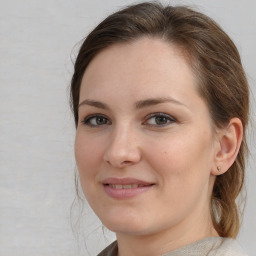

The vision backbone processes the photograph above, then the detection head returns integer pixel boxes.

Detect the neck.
[116,209,218,256]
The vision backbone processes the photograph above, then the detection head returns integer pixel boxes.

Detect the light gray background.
[0,0,255,255]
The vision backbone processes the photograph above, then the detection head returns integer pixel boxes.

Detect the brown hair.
[70,2,249,238]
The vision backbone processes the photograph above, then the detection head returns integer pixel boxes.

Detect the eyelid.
[145,112,176,120]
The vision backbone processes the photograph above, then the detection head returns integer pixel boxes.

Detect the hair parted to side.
[70,2,249,238]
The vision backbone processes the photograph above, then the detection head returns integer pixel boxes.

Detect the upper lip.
[102,177,154,186]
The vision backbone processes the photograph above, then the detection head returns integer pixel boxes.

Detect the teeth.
[110,184,141,189]
[123,185,132,189]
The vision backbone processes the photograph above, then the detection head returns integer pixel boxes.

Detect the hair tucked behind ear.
[70,2,249,238]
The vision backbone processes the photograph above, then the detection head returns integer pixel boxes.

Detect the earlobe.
[212,118,243,176]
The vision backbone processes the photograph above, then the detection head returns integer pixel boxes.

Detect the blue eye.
[144,113,176,126]
[82,114,111,127]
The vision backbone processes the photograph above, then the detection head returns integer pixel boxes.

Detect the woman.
[70,2,249,255]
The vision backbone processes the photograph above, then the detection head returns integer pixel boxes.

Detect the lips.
[102,177,154,199]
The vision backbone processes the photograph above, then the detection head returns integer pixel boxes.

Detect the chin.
[99,211,150,235]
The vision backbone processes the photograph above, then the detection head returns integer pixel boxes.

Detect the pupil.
[96,117,106,125]
[156,116,167,125]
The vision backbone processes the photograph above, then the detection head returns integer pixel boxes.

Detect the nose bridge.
[104,121,141,167]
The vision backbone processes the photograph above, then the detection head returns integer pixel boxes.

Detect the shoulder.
[214,238,248,256]
[163,237,247,256]
[97,238,248,256]
[97,241,118,256]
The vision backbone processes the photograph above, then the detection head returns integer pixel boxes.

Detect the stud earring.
[217,166,221,172]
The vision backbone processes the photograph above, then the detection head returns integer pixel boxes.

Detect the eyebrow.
[78,97,187,110]
[78,99,110,110]
[135,97,187,109]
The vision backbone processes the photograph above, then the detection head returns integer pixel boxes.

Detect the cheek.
[144,134,194,167]
[74,132,103,191]
[143,129,214,184]
[142,131,214,219]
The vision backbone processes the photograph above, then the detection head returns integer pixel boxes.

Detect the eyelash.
[143,113,176,127]
[81,114,111,127]
[81,113,176,128]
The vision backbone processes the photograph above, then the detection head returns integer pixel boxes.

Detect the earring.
[217,166,221,172]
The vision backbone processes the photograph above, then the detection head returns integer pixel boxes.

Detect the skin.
[75,38,242,256]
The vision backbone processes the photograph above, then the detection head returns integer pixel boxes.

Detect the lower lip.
[103,185,153,199]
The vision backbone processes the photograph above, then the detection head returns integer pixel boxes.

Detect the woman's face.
[75,38,218,238]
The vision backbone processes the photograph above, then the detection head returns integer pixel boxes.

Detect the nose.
[103,125,141,168]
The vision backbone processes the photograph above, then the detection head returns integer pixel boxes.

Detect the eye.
[82,114,111,127]
[143,113,176,127]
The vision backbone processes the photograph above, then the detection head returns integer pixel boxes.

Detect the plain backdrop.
[0,0,255,255]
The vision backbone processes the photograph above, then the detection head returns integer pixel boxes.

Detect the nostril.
[106,160,111,165]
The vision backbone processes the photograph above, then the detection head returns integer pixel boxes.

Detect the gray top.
[97,237,247,256]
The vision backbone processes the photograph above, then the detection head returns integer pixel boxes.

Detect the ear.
[211,117,243,176]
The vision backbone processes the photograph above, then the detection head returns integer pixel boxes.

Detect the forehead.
[80,37,198,102]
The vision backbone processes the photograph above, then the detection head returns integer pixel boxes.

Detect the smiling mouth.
[102,178,154,199]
